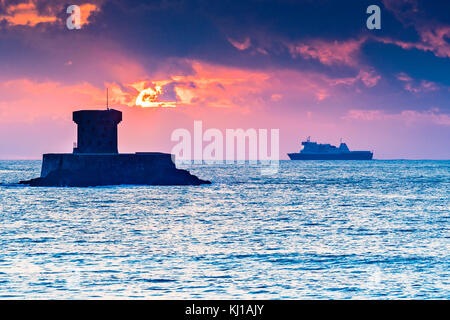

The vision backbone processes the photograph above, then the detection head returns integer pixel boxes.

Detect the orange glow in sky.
[135,86,176,108]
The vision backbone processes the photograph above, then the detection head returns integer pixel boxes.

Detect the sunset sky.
[0,0,449,159]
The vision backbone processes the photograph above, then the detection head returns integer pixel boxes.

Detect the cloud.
[227,37,251,51]
[13,57,357,113]
[343,108,450,126]
[120,59,355,110]
[381,0,450,58]
[0,1,100,28]
[404,80,439,93]
[396,72,413,82]
[418,26,450,58]
[0,1,57,26]
[135,85,176,108]
[287,38,365,67]
[78,3,100,26]
[396,72,439,93]
[324,69,381,88]
[377,26,450,59]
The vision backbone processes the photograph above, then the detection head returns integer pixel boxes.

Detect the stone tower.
[72,109,122,154]
[20,108,210,186]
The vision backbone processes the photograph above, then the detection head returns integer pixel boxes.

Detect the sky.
[0,0,449,159]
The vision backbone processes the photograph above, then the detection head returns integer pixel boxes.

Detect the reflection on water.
[0,160,448,299]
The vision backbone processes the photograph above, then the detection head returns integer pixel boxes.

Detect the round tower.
[72,109,122,154]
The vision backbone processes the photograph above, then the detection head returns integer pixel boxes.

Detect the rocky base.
[19,153,210,187]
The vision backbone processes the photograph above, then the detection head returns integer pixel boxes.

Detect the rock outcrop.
[20,153,210,187]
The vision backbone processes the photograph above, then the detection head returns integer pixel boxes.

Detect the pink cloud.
[284,38,381,88]
[227,37,252,51]
[287,38,366,67]
[343,108,450,126]
[396,73,439,93]
[379,1,450,58]
[326,69,381,88]
[396,72,413,82]
[404,80,439,93]
[270,94,282,102]
[377,26,450,59]
[419,27,450,58]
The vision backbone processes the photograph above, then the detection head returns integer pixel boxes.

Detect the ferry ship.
[288,137,373,160]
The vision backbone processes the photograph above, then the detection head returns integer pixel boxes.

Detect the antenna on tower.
[106,88,109,110]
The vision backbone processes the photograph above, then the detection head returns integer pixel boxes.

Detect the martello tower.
[20,106,209,186]
[72,109,122,154]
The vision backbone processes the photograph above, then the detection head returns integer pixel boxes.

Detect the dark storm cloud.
[0,0,448,86]
[79,0,387,78]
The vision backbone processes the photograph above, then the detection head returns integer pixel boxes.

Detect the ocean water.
[0,160,448,299]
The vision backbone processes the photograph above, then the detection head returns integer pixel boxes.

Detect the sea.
[0,160,448,299]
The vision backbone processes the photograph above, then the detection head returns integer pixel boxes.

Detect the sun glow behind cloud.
[126,59,382,110]
[135,86,176,108]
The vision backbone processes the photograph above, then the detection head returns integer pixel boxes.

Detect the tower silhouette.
[72,109,122,154]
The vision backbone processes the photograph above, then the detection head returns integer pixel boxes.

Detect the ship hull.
[288,152,373,160]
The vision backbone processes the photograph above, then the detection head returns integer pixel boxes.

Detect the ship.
[288,137,373,160]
